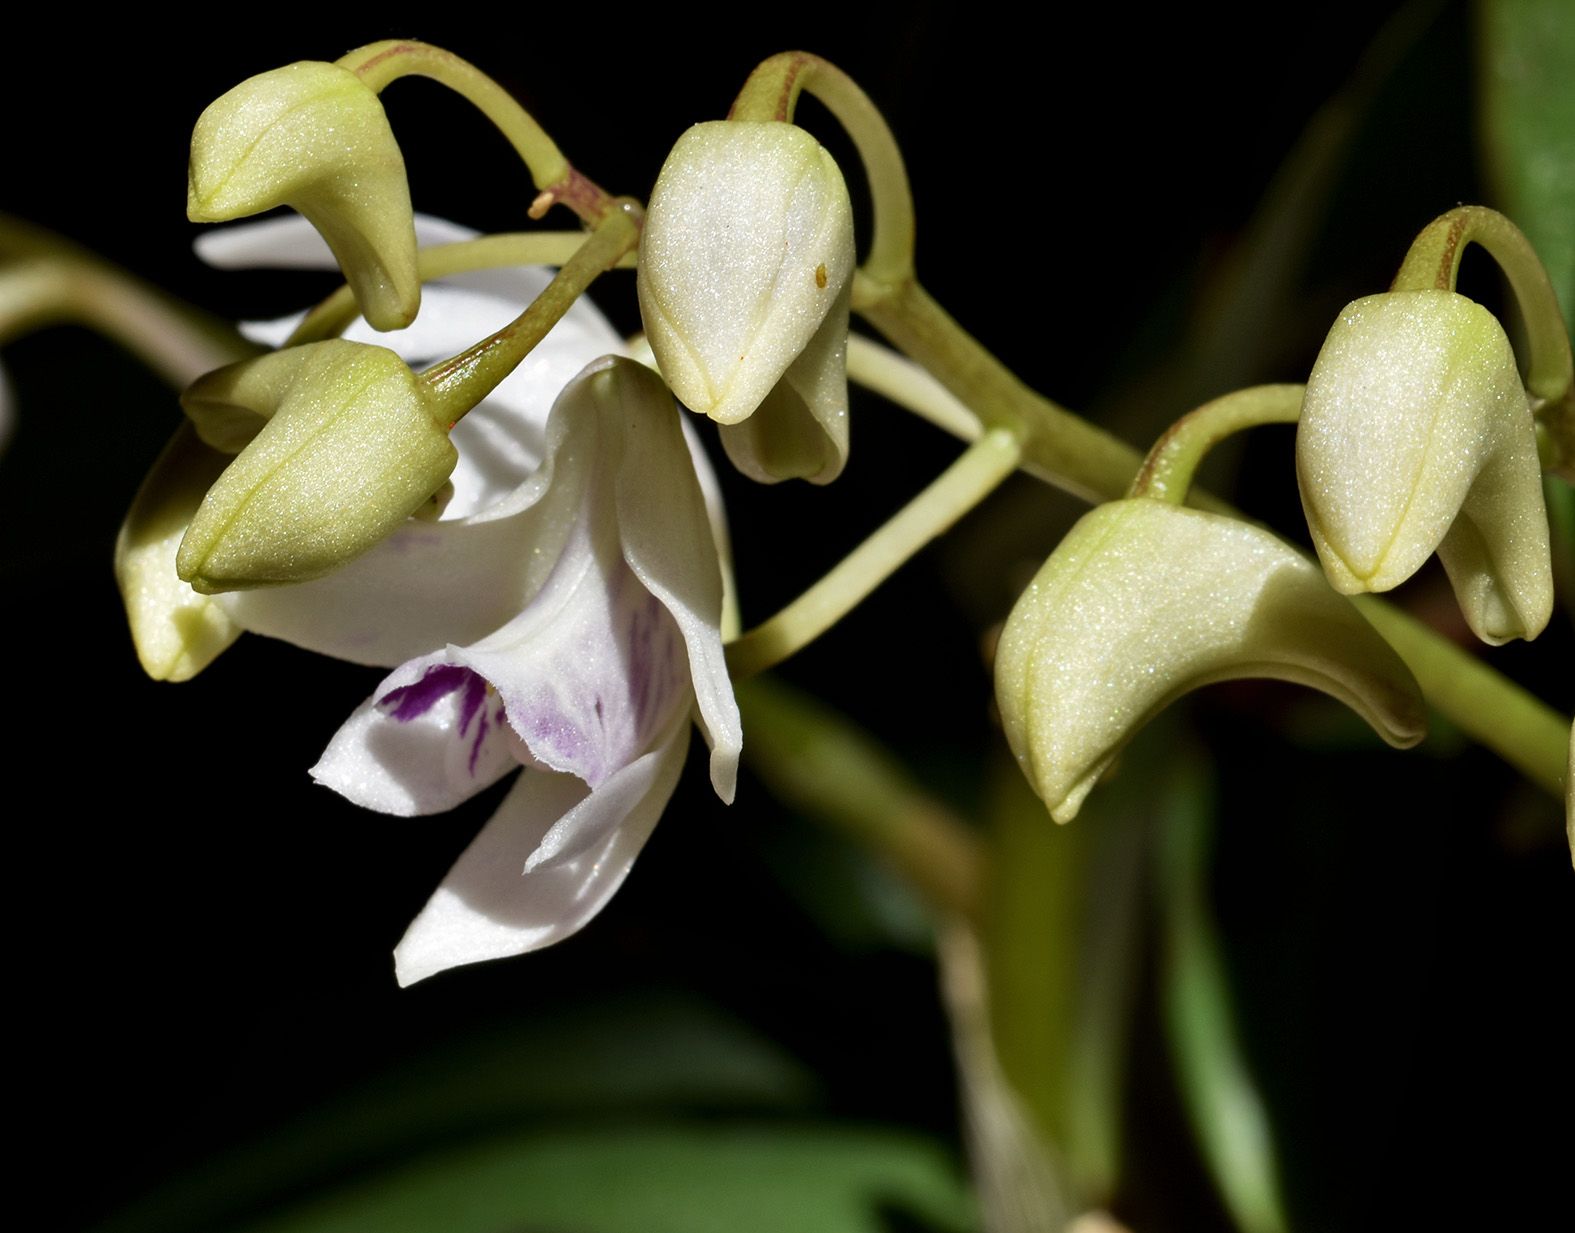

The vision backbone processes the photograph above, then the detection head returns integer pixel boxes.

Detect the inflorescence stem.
[731,52,916,288]
[726,427,1024,679]
[339,40,619,226]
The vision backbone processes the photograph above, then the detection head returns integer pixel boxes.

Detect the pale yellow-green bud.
[176,340,457,593]
[638,120,854,482]
[995,500,1426,823]
[115,424,243,681]
[1296,290,1552,644]
[188,61,420,332]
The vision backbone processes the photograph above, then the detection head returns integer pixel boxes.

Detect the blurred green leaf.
[1154,751,1288,1233]
[1479,0,1575,313]
[97,993,815,1233]
[230,1126,975,1233]
[982,725,1155,1206]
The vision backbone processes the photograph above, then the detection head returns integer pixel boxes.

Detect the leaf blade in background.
[1479,0,1575,315]
[1154,752,1289,1233]
[231,1126,976,1233]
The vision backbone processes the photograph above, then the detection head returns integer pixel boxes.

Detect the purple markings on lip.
[379,663,500,778]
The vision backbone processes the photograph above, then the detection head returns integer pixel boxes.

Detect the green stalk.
[419,209,641,423]
[287,233,638,347]
[339,40,617,225]
[730,52,916,287]
[736,676,984,922]
[726,427,1022,678]
[857,280,1571,797]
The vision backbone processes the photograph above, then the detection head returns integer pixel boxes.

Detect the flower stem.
[1392,206,1574,408]
[339,40,618,225]
[730,52,915,287]
[419,207,642,424]
[1129,384,1305,503]
[287,232,638,347]
[1352,596,1570,798]
[0,217,251,382]
[726,426,1023,679]
[855,282,1572,797]
[861,279,1165,506]
[736,675,984,922]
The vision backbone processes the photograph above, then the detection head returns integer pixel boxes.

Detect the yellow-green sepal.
[177,340,457,593]
[995,500,1427,823]
[187,61,420,331]
[115,423,243,681]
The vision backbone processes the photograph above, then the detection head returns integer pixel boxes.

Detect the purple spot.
[468,703,490,774]
[379,664,486,725]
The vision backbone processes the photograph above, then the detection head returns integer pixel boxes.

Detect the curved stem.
[339,40,617,225]
[287,232,639,347]
[0,253,249,384]
[731,52,916,287]
[726,427,1023,679]
[1392,206,1573,407]
[856,281,1572,798]
[737,675,985,922]
[1353,597,1569,799]
[419,207,641,424]
[1130,384,1305,503]
[847,332,982,440]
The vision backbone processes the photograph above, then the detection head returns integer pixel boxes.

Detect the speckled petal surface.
[1297,290,1551,643]
[638,121,854,425]
[995,500,1426,822]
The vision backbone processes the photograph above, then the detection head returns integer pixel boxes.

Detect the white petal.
[455,497,691,789]
[195,212,478,269]
[311,652,518,815]
[604,361,741,801]
[393,715,689,986]
[217,419,589,665]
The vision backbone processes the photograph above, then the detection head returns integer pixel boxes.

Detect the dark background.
[4,4,1571,1230]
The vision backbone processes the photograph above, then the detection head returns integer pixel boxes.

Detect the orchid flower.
[183,216,741,984]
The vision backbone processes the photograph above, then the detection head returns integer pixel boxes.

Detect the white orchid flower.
[188,216,741,985]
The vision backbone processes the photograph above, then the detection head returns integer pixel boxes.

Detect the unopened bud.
[1297,290,1552,644]
[638,120,855,458]
[995,500,1426,823]
[177,340,456,592]
[188,61,419,331]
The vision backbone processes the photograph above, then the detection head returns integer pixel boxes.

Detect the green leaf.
[230,1126,976,1233]
[1479,0,1575,316]
[1154,751,1289,1233]
[96,993,816,1233]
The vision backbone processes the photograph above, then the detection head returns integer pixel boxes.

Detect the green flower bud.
[115,424,243,681]
[638,120,854,481]
[188,61,420,332]
[995,500,1426,823]
[176,340,457,593]
[1297,290,1552,644]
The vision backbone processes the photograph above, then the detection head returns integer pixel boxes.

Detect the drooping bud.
[115,424,243,681]
[638,120,854,481]
[995,500,1426,823]
[177,340,457,593]
[717,277,851,484]
[188,61,420,331]
[1296,290,1552,644]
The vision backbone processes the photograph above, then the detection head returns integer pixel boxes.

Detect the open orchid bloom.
[995,499,1427,823]
[127,216,740,983]
[313,356,739,984]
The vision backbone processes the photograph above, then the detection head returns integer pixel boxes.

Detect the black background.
[4,3,1572,1230]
